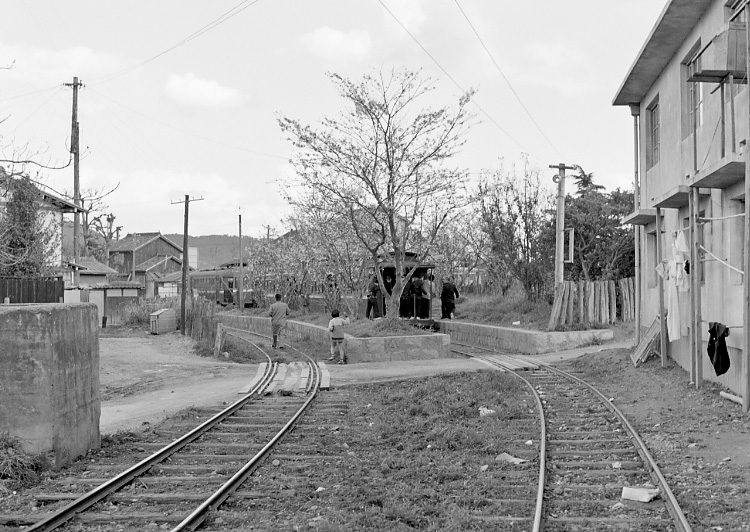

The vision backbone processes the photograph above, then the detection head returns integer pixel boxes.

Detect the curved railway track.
[451,340,692,532]
[17,331,322,532]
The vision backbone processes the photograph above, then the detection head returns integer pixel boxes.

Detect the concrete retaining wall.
[0,303,101,467]
[217,314,450,363]
[436,320,614,355]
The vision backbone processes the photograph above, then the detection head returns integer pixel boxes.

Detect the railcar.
[190,266,256,308]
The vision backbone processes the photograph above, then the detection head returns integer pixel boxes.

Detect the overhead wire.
[376,0,542,161]
[453,0,564,160]
[88,0,264,86]
[87,87,288,160]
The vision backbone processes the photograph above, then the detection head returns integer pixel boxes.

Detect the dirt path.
[99,332,256,434]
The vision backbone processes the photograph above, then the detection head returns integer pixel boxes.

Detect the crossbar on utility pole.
[172,195,203,335]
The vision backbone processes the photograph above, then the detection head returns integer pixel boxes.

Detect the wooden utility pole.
[550,163,578,286]
[172,195,203,335]
[743,2,750,414]
[238,207,243,313]
[64,77,83,281]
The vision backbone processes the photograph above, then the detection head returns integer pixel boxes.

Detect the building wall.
[0,303,100,467]
[637,1,747,394]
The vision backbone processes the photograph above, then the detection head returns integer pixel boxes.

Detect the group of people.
[266,273,461,363]
[365,272,460,320]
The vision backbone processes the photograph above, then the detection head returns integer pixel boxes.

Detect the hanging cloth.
[665,262,681,342]
[707,322,731,377]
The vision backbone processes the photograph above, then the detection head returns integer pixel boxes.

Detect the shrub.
[0,433,50,489]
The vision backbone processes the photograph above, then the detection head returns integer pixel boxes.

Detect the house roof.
[0,170,84,214]
[109,232,182,253]
[136,254,182,272]
[155,270,186,283]
[613,0,714,106]
[68,256,118,275]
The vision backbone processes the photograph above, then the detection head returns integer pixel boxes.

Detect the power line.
[87,87,288,160]
[453,0,564,159]
[376,0,541,161]
[88,0,264,86]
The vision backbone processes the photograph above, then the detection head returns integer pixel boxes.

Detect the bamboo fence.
[548,277,635,330]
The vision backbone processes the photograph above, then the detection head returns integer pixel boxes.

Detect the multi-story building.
[614,0,749,410]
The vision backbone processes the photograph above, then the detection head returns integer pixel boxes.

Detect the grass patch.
[456,292,551,329]
[0,433,50,489]
[236,371,535,530]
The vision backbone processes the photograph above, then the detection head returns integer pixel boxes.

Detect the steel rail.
[24,346,275,532]
[463,352,546,531]
[171,350,322,531]
[539,362,693,532]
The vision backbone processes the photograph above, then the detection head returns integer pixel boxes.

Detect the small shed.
[150,308,177,335]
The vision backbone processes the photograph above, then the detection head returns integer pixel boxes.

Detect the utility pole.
[238,207,243,313]
[172,195,203,335]
[549,163,578,287]
[64,76,83,281]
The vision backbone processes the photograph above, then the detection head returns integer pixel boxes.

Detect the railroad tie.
[238,362,268,394]
[280,362,302,395]
[318,362,331,390]
[264,364,287,395]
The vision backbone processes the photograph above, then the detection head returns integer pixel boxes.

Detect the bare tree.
[278,68,475,319]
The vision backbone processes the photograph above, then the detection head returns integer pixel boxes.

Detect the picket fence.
[548,277,635,330]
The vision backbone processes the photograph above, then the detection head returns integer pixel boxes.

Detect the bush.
[120,300,152,327]
[0,433,50,489]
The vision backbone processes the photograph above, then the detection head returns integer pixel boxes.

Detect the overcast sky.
[0,0,666,238]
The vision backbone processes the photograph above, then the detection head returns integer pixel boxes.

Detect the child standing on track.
[327,309,350,364]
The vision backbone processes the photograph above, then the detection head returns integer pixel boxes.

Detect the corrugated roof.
[613,0,714,106]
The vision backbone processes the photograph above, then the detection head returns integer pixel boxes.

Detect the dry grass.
[0,433,50,490]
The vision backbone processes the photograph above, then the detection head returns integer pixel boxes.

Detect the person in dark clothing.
[411,273,425,318]
[440,278,460,319]
[366,277,381,319]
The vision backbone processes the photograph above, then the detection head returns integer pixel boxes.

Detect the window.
[647,98,660,168]
[689,81,703,130]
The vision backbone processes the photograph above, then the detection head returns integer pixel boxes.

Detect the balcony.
[651,185,709,209]
[621,209,657,226]
[690,152,745,189]
[688,22,747,83]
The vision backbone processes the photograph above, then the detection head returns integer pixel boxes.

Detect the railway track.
[451,341,693,532]
[13,331,323,532]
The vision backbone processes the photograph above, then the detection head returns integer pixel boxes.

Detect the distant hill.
[165,234,257,269]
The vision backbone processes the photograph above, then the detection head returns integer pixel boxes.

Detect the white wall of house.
[636,1,747,395]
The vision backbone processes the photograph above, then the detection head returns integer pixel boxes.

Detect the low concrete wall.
[436,320,614,355]
[217,314,450,363]
[0,303,101,467]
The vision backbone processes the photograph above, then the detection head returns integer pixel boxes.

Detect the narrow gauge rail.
[451,341,692,532]
[18,332,321,532]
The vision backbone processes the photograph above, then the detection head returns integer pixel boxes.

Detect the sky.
[0,0,667,239]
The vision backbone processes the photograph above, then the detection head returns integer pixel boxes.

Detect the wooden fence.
[548,277,635,330]
[0,276,64,304]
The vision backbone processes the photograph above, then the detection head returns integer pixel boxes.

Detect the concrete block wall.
[436,320,614,355]
[217,314,450,362]
[0,303,101,467]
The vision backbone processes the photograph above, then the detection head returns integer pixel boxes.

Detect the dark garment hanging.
[707,322,730,377]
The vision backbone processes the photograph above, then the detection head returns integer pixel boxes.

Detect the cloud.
[300,27,372,62]
[0,43,124,86]
[381,0,427,36]
[164,73,244,108]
